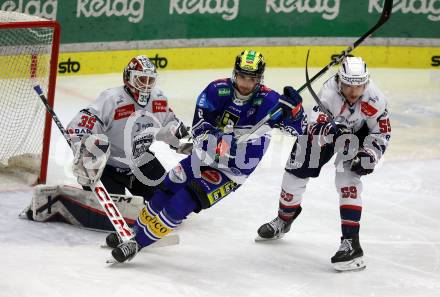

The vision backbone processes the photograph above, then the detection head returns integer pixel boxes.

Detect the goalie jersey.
[67,86,183,169]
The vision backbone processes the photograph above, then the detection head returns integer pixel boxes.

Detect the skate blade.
[333,257,366,272]
[104,235,180,264]
[254,233,285,242]
[106,259,119,264]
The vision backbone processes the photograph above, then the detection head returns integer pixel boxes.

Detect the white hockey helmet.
[338,57,369,86]
[123,55,157,106]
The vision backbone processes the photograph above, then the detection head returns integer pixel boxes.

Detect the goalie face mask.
[123,55,158,106]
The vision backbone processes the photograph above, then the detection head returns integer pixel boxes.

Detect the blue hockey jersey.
[191,78,306,183]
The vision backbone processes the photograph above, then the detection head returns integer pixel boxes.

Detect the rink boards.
[54,45,440,76]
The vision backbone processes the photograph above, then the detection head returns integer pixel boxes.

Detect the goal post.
[0,11,60,185]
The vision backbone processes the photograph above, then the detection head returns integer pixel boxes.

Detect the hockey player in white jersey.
[67,55,189,196]
[22,55,190,231]
[256,57,392,272]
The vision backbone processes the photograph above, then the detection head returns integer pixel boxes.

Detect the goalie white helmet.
[123,55,157,106]
[338,57,369,86]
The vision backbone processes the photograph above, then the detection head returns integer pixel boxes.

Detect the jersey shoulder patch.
[361,101,378,117]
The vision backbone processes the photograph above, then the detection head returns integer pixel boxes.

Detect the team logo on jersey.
[220,111,239,128]
[201,169,222,185]
[114,104,135,120]
[247,107,256,117]
[361,102,378,117]
[169,164,187,183]
[132,134,154,158]
[152,100,167,113]
[135,122,154,132]
[218,88,231,96]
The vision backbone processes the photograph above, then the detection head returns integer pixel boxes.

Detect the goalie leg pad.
[24,185,144,231]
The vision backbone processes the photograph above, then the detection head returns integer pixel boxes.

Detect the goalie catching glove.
[73,134,110,186]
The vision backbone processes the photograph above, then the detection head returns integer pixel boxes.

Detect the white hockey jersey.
[310,77,391,159]
[67,86,182,170]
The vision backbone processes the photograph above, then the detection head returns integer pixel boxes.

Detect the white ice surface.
[1,68,440,297]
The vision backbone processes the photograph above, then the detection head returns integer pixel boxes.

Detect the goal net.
[0,11,60,187]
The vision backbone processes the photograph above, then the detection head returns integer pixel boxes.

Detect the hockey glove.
[161,121,193,155]
[176,142,193,155]
[350,148,376,176]
[310,121,352,145]
[72,134,110,186]
[156,120,189,148]
[278,86,303,120]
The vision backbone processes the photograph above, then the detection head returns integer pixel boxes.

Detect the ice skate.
[110,240,140,263]
[105,232,121,249]
[255,207,301,241]
[255,216,292,241]
[331,235,366,272]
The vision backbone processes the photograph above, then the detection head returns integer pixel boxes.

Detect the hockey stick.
[298,0,393,94]
[33,85,135,242]
[305,49,339,123]
[238,0,393,142]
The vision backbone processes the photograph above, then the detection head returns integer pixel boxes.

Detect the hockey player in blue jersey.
[103,50,307,263]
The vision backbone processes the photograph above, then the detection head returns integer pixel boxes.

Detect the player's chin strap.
[33,85,135,243]
[236,0,394,144]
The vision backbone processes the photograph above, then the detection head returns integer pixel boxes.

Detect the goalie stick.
[238,0,394,143]
[33,85,135,243]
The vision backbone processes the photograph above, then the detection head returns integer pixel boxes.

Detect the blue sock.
[134,187,197,248]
